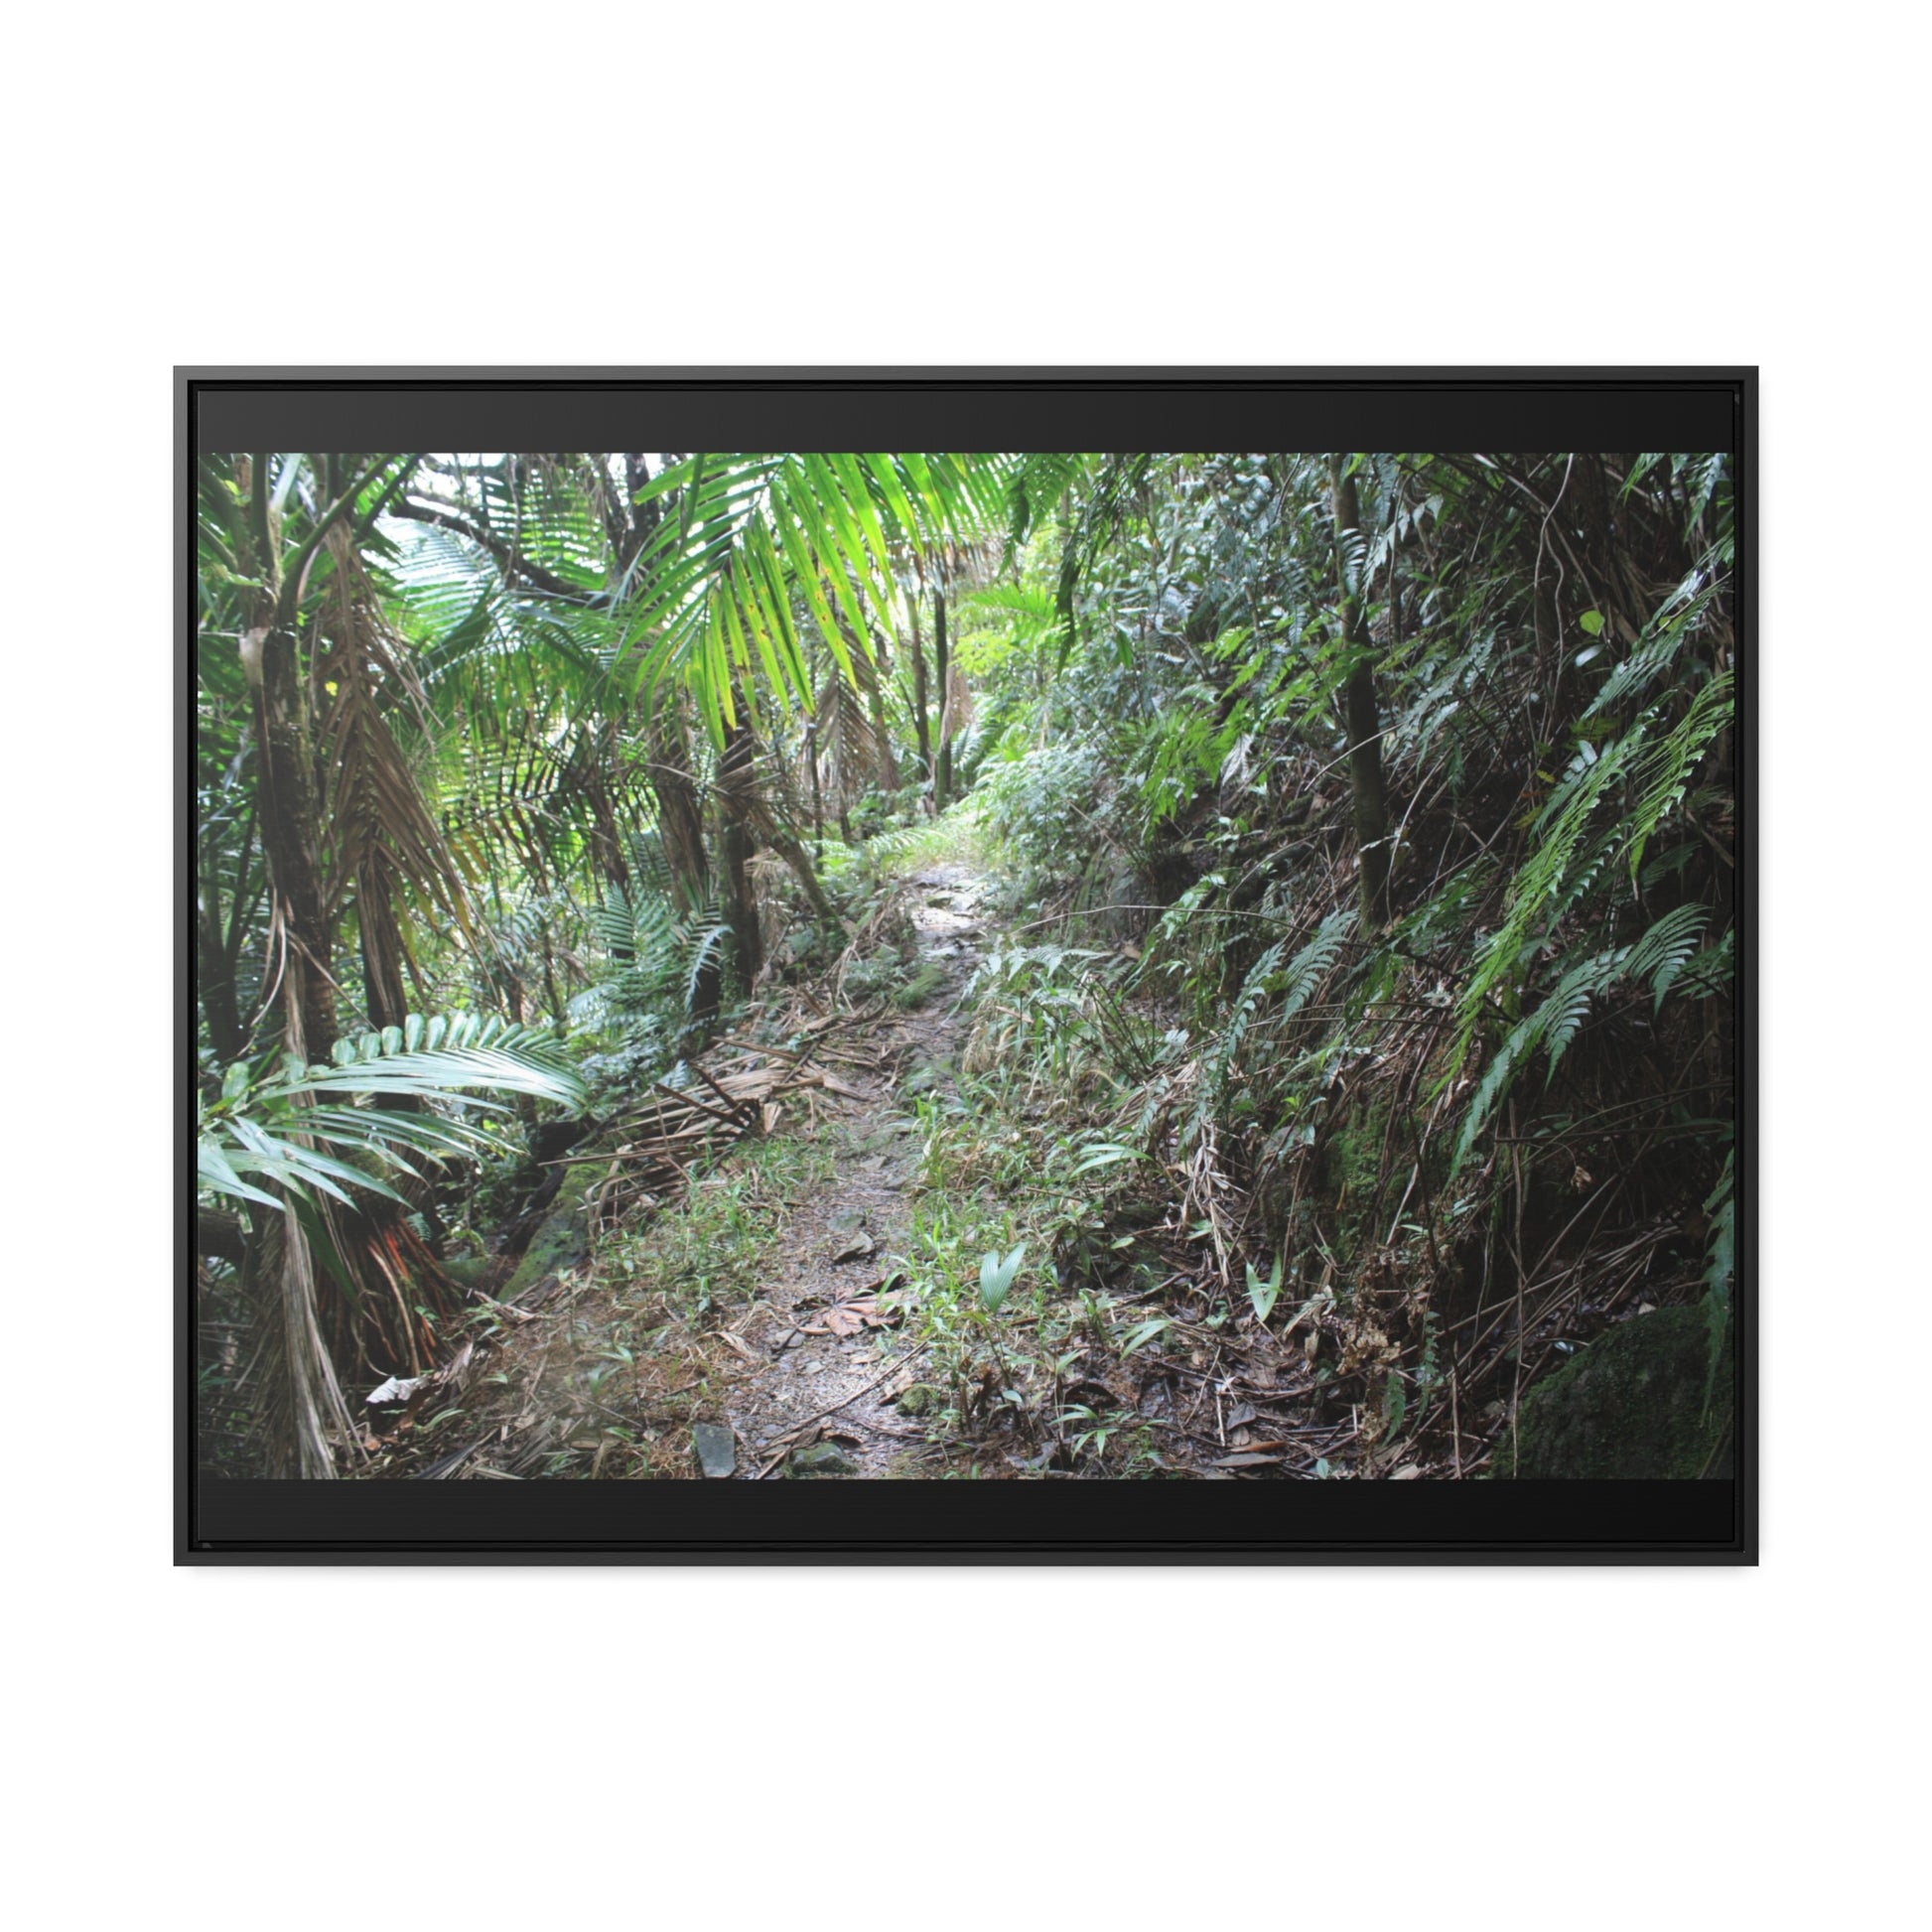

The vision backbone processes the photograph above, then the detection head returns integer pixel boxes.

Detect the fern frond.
[1452,943,1624,1170]
[1452,1015,1535,1175]
[1626,671,1732,885]
[1624,902,1710,1012]
[1278,910,1354,1019]
[681,915,730,1015]
[1452,730,1637,1071]
[1208,940,1285,1105]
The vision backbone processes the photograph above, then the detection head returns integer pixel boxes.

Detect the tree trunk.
[586,720,633,894]
[249,607,340,1063]
[714,700,837,943]
[861,606,901,792]
[933,581,953,811]
[764,823,837,925]
[906,591,933,806]
[717,714,764,982]
[647,694,711,912]
[643,692,722,1017]
[807,718,826,857]
[1330,456,1392,932]
[356,853,410,1033]
[197,837,250,1064]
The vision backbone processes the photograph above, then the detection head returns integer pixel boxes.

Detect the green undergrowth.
[597,1134,837,1326]
[819,800,993,888]
[888,1072,1188,1475]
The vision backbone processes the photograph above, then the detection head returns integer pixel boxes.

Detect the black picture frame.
[180,367,1753,1564]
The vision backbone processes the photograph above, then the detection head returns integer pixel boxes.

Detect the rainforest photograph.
[193,446,1737,1488]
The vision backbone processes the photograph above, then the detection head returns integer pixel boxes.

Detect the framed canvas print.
[180,368,1751,1562]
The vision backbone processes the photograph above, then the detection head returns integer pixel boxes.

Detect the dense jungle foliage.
[195,450,1735,1479]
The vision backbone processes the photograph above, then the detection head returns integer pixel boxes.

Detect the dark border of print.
[178,368,1754,1564]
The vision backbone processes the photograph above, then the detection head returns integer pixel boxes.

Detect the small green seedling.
[1246,1255,1284,1325]
[979,1244,1027,1313]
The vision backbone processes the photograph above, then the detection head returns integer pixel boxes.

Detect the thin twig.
[754,1340,928,1473]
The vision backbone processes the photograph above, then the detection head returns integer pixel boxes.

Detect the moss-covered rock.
[442,1254,492,1290]
[501,1158,605,1298]
[1494,1306,1732,1478]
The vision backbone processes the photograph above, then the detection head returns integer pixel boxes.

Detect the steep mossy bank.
[1494,1307,1733,1479]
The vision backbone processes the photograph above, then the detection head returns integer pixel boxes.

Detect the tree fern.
[1536,951,1622,1079]
[1580,543,1728,722]
[619,452,1017,743]
[1453,664,1729,1076]
[1672,929,1734,1005]
[1003,454,1091,559]
[1206,940,1284,1111]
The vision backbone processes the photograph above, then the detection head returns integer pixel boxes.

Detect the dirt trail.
[720,862,990,1477]
[356,853,1349,1483]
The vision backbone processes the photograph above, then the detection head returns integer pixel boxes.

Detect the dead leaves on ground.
[798,1296,898,1338]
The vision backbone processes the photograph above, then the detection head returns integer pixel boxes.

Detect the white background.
[5,4,1920,1927]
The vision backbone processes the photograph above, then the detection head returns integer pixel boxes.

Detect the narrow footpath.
[720,863,989,1476]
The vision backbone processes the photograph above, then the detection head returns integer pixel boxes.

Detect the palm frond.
[618,452,1017,743]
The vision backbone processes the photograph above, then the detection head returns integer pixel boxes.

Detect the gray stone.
[790,1442,857,1478]
[692,1423,737,1479]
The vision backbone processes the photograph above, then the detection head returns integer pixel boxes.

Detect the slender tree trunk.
[643,691,721,1017]
[713,699,837,940]
[217,457,470,1478]
[842,602,900,796]
[1330,455,1392,932]
[906,591,933,806]
[249,607,340,1062]
[197,837,249,1064]
[933,581,953,811]
[356,853,410,1032]
[807,717,825,858]
[647,694,710,911]
[764,823,836,925]
[717,714,764,982]
[586,720,632,893]
[861,606,900,792]
[244,581,348,1475]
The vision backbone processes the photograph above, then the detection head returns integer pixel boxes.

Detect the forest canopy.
[195,450,1735,1482]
